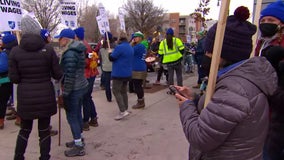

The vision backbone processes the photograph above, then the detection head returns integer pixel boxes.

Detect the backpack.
[0,51,8,73]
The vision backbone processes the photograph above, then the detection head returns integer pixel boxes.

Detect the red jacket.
[83,40,99,78]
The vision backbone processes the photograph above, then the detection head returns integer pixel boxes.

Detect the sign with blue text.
[0,0,22,31]
[60,0,77,28]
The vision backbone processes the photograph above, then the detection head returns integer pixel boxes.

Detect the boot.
[132,98,145,109]
[0,118,4,129]
[15,116,21,126]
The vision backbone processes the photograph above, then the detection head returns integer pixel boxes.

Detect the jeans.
[112,79,128,112]
[195,54,206,84]
[14,117,51,160]
[103,71,112,101]
[64,87,87,140]
[0,82,12,118]
[167,62,183,86]
[82,76,97,123]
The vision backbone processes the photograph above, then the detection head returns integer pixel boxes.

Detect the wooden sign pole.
[250,0,263,58]
[204,0,231,107]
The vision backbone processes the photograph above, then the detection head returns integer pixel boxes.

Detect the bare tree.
[22,0,62,32]
[123,0,165,37]
[195,0,210,19]
[78,4,100,42]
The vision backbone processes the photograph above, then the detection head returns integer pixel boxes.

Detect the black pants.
[14,117,51,160]
[132,79,144,99]
[0,82,13,118]
[156,66,168,82]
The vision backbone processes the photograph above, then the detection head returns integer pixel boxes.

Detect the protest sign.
[60,0,77,28]
[118,8,126,32]
[0,0,22,31]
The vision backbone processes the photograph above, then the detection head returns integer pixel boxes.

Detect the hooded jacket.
[180,57,278,160]
[60,40,88,96]
[8,34,63,119]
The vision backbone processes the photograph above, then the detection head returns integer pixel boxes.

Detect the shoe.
[114,111,130,121]
[50,130,58,136]
[64,145,85,157]
[6,114,17,120]
[0,118,4,129]
[65,138,85,148]
[192,84,201,89]
[132,98,145,109]
[82,122,90,131]
[89,118,98,127]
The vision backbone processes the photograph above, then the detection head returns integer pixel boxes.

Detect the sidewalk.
[0,72,198,160]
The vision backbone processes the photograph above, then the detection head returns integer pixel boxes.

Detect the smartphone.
[168,86,184,96]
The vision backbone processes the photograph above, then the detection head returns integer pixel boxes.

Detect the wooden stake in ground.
[204,0,231,107]
[250,0,263,58]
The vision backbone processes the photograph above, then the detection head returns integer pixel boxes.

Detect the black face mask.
[259,23,280,38]
[201,55,212,76]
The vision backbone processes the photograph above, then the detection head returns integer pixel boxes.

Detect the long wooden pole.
[204,0,230,107]
[250,0,263,58]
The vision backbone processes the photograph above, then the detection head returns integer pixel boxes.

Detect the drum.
[145,56,156,63]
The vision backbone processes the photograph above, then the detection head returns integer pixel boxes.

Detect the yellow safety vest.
[158,37,184,64]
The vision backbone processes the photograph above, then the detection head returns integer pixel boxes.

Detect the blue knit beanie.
[40,29,50,42]
[166,28,174,35]
[104,31,113,40]
[260,0,284,22]
[74,27,85,40]
[2,34,16,44]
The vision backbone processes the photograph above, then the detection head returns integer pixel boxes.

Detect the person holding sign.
[173,7,278,160]
[74,27,99,131]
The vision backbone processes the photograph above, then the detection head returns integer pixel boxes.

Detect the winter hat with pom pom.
[204,6,257,63]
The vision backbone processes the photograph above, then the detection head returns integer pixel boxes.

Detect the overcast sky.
[95,0,254,21]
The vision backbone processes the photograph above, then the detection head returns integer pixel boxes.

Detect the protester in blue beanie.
[40,29,51,43]
[2,34,16,44]
[73,27,85,40]
[255,0,284,56]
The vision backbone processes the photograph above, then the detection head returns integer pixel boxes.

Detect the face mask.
[201,55,212,76]
[259,23,280,38]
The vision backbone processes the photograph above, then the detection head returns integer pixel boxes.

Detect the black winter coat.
[8,34,63,119]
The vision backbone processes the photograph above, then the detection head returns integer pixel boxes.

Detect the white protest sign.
[0,0,22,31]
[96,15,106,35]
[60,0,77,28]
[98,3,110,33]
[118,8,125,31]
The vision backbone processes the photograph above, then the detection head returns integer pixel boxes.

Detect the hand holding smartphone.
[168,85,184,97]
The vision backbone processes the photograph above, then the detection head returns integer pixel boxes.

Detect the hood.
[67,40,86,53]
[19,34,45,52]
[218,57,278,97]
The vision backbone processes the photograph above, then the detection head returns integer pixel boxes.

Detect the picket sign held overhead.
[98,3,111,49]
[204,0,231,107]
[118,7,126,32]
[60,0,78,28]
[250,0,263,58]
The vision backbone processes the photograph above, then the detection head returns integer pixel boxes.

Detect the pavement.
[0,71,199,160]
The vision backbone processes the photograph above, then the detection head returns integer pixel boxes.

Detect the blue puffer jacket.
[132,43,147,71]
[60,40,88,96]
[110,41,134,79]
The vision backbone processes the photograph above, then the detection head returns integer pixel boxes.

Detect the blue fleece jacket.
[132,43,147,71]
[110,41,134,79]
